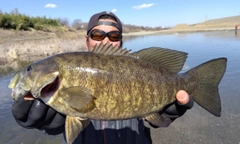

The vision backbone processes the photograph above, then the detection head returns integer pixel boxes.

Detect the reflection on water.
[1,31,240,143]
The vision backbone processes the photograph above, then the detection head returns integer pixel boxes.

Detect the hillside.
[200,15,240,25]
[171,15,240,32]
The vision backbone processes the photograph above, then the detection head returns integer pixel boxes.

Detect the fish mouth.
[11,87,29,101]
[23,92,35,100]
[40,77,60,102]
[12,77,60,102]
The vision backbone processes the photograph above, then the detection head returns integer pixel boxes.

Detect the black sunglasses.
[88,29,122,42]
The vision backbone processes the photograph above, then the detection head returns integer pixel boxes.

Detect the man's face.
[85,19,122,52]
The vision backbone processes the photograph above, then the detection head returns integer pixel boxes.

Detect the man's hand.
[149,90,194,128]
[176,90,190,105]
[163,90,194,121]
[12,98,66,135]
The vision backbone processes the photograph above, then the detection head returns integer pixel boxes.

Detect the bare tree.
[72,19,84,30]
[58,18,69,27]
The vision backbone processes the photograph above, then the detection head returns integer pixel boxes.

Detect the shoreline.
[0,27,237,71]
[123,27,236,36]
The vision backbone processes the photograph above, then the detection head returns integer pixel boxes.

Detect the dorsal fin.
[92,42,131,56]
[131,47,188,73]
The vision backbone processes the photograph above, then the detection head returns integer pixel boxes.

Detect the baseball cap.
[87,11,122,34]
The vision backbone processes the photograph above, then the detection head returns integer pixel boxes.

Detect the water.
[1,31,239,144]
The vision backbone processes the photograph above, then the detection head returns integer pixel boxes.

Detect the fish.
[8,43,227,144]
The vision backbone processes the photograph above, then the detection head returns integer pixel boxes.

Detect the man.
[12,11,193,144]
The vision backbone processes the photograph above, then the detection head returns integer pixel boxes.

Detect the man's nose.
[102,37,111,44]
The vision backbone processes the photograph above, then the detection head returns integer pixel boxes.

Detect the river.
[0,30,239,144]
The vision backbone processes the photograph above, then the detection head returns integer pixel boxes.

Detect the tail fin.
[185,58,227,117]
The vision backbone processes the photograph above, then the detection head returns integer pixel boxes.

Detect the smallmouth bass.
[9,43,227,144]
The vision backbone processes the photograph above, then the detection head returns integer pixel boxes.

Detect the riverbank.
[0,29,164,68]
[0,24,237,73]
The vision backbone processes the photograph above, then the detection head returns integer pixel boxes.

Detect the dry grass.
[169,15,240,32]
[0,29,87,73]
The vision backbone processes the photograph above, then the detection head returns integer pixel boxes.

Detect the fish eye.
[27,66,32,72]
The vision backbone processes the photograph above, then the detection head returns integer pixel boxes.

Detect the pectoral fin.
[143,112,172,127]
[65,116,90,144]
[60,86,93,109]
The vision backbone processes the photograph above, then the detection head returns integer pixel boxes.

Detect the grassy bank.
[0,29,87,74]
[1,14,239,73]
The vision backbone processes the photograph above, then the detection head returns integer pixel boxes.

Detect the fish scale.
[49,52,178,119]
[69,55,179,119]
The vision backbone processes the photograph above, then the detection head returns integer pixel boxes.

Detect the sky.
[1,0,240,27]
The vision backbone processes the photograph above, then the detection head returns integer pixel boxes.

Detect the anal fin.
[65,116,90,144]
